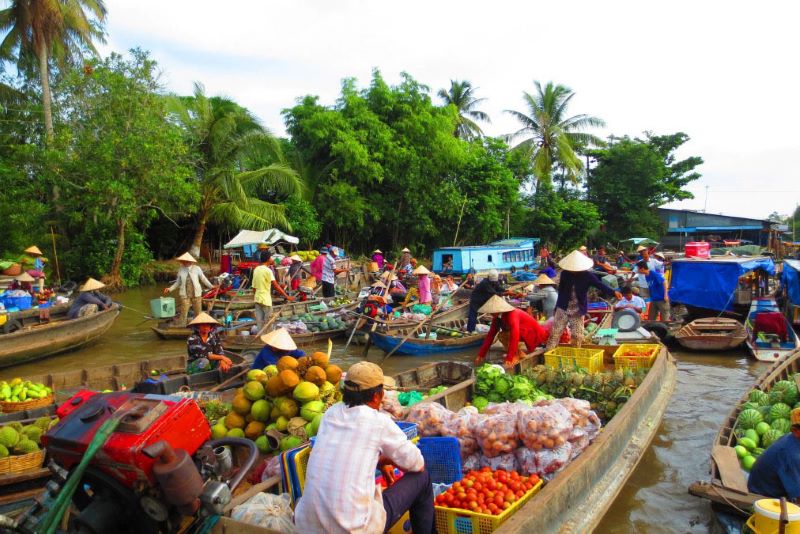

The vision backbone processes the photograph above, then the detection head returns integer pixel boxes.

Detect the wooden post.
[50,226,61,286]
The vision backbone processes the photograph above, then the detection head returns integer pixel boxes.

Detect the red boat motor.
[15,391,258,534]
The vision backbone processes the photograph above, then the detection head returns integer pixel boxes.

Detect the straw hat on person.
[487,269,499,281]
[478,295,514,314]
[260,328,297,351]
[636,245,647,252]
[558,250,594,272]
[187,312,220,327]
[412,265,430,276]
[289,255,303,262]
[401,247,411,253]
[373,249,382,254]
[381,271,398,282]
[80,278,106,292]
[371,280,387,289]
[15,273,35,283]
[24,246,43,256]
[176,252,197,263]
[534,274,556,286]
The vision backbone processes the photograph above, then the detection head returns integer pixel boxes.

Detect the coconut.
[224,412,246,430]
[312,351,330,368]
[325,365,343,385]
[227,428,245,438]
[275,416,289,432]
[319,381,337,400]
[279,370,300,389]
[280,435,302,451]
[263,365,279,379]
[275,396,299,418]
[251,399,272,422]
[232,395,252,416]
[245,421,266,440]
[266,375,287,397]
[246,369,267,383]
[296,356,313,376]
[255,435,269,453]
[293,382,320,404]
[243,381,266,401]
[300,400,325,422]
[211,423,228,439]
[305,366,327,386]
[287,417,308,440]
[277,356,299,372]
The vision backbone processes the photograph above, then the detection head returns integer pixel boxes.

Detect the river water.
[2,287,774,532]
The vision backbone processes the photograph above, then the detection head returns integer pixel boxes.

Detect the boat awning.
[223,229,299,249]
[670,256,776,311]
[666,225,763,233]
[782,260,800,307]
[620,237,659,246]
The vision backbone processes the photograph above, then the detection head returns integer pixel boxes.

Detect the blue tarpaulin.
[670,257,775,311]
[782,260,800,307]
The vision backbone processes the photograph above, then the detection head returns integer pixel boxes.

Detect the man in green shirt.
[252,251,293,328]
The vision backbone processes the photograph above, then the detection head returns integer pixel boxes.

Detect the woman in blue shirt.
[252,327,304,369]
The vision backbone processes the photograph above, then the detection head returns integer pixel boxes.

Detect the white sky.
[100,0,800,220]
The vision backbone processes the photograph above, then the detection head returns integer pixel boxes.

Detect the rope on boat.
[708,484,751,517]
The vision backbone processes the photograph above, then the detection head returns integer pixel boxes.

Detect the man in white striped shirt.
[295,362,435,533]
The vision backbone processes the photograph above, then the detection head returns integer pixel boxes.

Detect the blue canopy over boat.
[670,256,775,311]
[781,259,800,307]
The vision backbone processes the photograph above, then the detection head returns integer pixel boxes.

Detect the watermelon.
[762,429,784,448]
[768,390,784,406]
[756,421,771,436]
[741,402,759,412]
[770,403,792,423]
[772,418,792,434]
[737,409,764,430]
[771,381,799,405]
[738,437,758,451]
[749,389,770,406]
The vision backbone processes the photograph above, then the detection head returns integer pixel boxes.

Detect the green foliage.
[587,132,702,243]
[437,79,490,140]
[284,197,322,248]
[523,183,600,249]
[284,71,521,252]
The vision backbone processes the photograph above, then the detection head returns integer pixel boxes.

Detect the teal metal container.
[150,297,176,319]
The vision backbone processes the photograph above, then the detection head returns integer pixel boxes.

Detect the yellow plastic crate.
[434,480,543,534]
[612,343,660,371]
[544,347,604,373]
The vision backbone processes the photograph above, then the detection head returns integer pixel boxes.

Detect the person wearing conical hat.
[17,245,48,291]
[68,278,114,319]
[475,295,548,368]
[399,249,413,276]
[8,272,35,295]
[413,265,432,305]
[287,254,306,292]
[467,269,504,333]
[545,250,622,350]
[532,273,558,319]
[163,252,215,326]
[371,249,384,270]
[186,313,232,374]
[252,327,304,369]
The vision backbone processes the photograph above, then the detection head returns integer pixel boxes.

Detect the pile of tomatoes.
[434,467,540,516]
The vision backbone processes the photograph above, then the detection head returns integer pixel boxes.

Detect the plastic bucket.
[747,499,800,534]
[150,297,176,319]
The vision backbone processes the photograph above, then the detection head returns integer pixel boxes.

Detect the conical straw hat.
[289,255,303,262]
[80,278,106,292]
[371,281,387,289]
[187,312,220,327]
[534,274,556,286]
[176,252,197,263]
[260,327,297,351]
[373,249,382,254]
[478,295,514,314]
[401,247,411,253]
[15,273,35,283]
[381,272,398,282]
[558,250,594,272]
[412,265,430,275]
[24,246,42,256]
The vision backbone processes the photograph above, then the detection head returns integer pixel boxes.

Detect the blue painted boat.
[432,237,540,275]
[368,329,486,356]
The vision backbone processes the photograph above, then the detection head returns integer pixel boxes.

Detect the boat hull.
[0,306,120,368]
[744,298,800,361]
[225,327,348,352]
[368,330,485,356]
[675,318,747,351]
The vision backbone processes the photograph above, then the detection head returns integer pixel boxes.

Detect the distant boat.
[745,297,800,361]
[432,237,540,275]
[674,317,747,351]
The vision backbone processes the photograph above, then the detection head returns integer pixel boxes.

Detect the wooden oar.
[342,316,365,354]
[209,368,249,392]
[241,313,280,347]
[222,276,249,318]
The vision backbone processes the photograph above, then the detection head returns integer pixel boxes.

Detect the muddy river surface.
[4,287,772,532]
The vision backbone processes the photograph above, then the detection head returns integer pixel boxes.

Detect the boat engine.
[18,391,257,534]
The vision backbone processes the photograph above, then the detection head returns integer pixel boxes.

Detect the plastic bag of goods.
[231,492,296,533]
[462,453,481,472]
[514,448,538,476]
[475,412,519,457]
[483,401,529,417]
[534,442,573,479]
[584,411,602,440]
[260,455,283,481]
[442,406,485,458]
[479,451,520,472]
[516,403,572,451]
[380,390,407,420]
[553,398,592,428]
[405,402,453,436]
[566,427,589,458]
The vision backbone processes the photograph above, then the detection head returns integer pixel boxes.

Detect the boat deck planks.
[712,445,749,494]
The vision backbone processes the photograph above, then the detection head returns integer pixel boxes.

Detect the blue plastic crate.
[396,421,418,440]
[418,437,462,485]
[2,295,31,311]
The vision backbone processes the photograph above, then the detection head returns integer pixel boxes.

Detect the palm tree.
[170,83,302,258]
[505,81,604,184]
[0,0,107,140]
[437,80,490,140]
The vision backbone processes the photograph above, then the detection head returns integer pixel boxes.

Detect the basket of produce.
[0,379,55,412]
[434,468,542,533]
[0,263,21,276]
[0,417,55,474]
[612,344,659,371]
[544,347,604,373]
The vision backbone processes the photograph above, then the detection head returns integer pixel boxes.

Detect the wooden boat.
[745,297,800,361]
[360,301,471,335]
[675,317,747,351]
[368,317,487,356]
[0,305,120,368]
[688,347,800,521]
[224,326,350,352]
[203,289,255,311]
[392,361,473,392]
[0,302,71,334]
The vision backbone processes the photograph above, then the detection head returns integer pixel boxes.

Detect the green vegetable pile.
[733,377,800,471]
[398,386,451,407]
[524,365,648,422]
[473,364,552,411]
